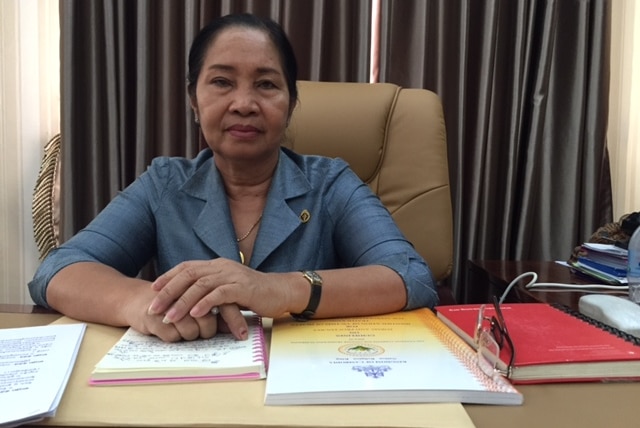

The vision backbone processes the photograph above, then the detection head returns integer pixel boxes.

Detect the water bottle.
[628,226,640,304]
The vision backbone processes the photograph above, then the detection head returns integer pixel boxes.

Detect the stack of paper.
[569,243,629,285]
[0,323,86,427]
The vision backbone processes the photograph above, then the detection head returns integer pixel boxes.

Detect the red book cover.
[435,303,640,384]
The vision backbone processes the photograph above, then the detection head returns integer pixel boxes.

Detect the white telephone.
[578,294,640,339]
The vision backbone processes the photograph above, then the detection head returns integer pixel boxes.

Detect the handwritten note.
[90,314,266,385]
[98,328,255,367]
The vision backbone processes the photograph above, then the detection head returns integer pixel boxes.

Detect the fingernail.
[162,308,177,324]
[147,305,156,315]
[238,328,248,340]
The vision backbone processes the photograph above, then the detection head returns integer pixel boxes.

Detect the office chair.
[288,81,454,302]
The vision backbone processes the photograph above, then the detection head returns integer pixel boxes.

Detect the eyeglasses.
[474,295,516,379]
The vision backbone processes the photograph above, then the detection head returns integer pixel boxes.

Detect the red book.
[435,303,640,384]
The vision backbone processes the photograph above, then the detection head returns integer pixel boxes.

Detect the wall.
[609,0,640,219]
[0,0,59,305]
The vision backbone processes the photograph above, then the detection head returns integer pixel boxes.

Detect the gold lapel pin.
[300,209,311,223]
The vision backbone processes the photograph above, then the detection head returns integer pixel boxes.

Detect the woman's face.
[191,27,292,167]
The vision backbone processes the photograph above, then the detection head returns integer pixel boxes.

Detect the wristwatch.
[291,270,323,321]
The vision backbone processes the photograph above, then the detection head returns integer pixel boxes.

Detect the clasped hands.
[146,258,291,341]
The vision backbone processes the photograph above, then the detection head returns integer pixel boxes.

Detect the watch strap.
[291,270,322,321]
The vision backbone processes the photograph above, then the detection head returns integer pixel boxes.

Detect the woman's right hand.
[123,283,221,342]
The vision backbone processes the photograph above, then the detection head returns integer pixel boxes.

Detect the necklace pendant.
[239,250,245,265]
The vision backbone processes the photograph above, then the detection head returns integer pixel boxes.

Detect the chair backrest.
[286,81,453,281]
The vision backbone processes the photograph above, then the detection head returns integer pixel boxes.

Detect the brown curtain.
[379,0,612,300]
[60,0,612,301]
[59,0,371,239]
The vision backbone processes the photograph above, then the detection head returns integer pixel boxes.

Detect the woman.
[29,13,438,342]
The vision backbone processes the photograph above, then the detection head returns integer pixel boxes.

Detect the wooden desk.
[462,260,637,427]
[0,304,60,327]
[465,259,628,310]
[2,305,639,428]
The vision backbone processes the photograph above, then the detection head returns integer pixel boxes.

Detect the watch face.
[304,271,322,285]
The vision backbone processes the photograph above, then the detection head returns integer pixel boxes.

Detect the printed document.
[0,323,86,427]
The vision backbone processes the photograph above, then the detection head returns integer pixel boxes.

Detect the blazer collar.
[181,149,312,267]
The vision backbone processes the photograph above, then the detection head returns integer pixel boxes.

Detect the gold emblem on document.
[338,344,385,356]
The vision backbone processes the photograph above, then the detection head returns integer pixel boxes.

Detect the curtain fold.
[60,0,612,302]
[379,0,612,300]
[60,0,202,238]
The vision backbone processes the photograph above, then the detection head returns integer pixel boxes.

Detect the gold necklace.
[236,214,263,242]
[236,214,263,265]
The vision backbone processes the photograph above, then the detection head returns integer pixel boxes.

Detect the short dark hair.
[187,13,298,106]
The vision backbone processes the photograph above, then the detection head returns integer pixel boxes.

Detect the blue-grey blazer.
[29,148,437,310]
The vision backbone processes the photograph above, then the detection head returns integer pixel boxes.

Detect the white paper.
[0,323,86,427]
[582,243,628,257]
[96,328,255,369]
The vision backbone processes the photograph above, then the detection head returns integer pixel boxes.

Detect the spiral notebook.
[436,302,640,384]
[89,313,266,385]
[265,308,522,406]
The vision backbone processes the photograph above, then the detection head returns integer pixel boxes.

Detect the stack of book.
[264,308,523,406]
[436,302,640,384]
[568,243,629,285]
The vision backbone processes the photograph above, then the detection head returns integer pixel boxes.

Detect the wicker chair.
[32,133,62,259]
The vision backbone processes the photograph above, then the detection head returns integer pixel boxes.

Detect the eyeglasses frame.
[474,295,516,379]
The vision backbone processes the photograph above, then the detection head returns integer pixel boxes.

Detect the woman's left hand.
[147,258,294,339]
